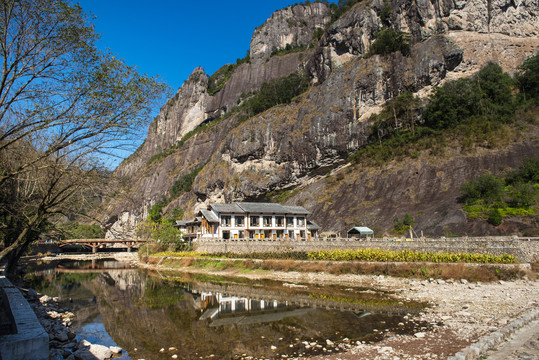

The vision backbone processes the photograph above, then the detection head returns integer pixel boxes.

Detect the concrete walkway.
[486,318,539,360]
[0,271,49,360]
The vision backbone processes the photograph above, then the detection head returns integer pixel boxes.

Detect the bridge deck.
[54,239,147,252]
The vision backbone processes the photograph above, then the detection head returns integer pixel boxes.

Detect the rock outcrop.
[250,3,331,62]
[106,0,539,237]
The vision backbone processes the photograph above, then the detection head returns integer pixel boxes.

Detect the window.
[263,216,272,227]
[275,216,284,227]
[250,216,259,227]
[223,230,230,240]
[276,230,283,238]
[300,230,305,238]
[297,217,305,226]
[286,217,294,227]
[235,216,244,227]
[239,230,244,238]
[221,215,231,227]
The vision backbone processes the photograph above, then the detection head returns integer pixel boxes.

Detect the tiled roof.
[175,220,189,226]
[307,221,321,230]
[209,203,244,213]
[209,202,311,215]
[200,209,219,223]
[237,202,287,214]
[282,205,311,215]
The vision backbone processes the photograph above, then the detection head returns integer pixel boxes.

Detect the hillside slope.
[104,0,539,238]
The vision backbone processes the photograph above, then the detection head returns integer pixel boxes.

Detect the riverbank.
[138,254,539,360]
[24,252,539,359]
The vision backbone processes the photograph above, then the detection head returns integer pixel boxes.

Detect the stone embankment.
[24,291,123,360]
[194,236,539,263]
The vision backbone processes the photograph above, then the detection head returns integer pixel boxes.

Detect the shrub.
[244,72,308,115]
[59,222,104,239]
[169,166,204,200]
[506,157,539,184]
[368,28,410,57]
[487,208,503,226]
[207,64,238,96]
[459,174,505,205]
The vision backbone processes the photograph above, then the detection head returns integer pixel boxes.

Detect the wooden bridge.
[55,238,147,253]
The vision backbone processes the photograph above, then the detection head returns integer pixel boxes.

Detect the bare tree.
[0,0,169,273]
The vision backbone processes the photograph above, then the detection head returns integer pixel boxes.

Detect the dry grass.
[148,256,530,282]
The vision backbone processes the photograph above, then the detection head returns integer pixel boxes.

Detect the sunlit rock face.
[250,3,331,62]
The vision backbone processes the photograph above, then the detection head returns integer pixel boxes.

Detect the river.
[25,259,427,359]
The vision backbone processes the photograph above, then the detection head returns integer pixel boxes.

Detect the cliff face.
[249,3,331,61]
[106,0,539,237]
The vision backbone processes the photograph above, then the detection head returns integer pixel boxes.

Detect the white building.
[177,202,320,240]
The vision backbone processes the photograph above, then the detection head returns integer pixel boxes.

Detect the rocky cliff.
[106,0,539,238]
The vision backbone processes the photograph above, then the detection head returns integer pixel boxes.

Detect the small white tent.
[347,226,374,239]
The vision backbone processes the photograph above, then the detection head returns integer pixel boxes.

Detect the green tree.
[517,52,539,102]
[0,0,168,273]
[423,63,516,129]
[147,203,164,223]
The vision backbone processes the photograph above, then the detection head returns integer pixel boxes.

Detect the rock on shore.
[23,289,123,360]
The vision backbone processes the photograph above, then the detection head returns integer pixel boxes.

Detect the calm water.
[26,259,427,360]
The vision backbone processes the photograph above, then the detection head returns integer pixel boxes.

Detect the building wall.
[213,213,308,239]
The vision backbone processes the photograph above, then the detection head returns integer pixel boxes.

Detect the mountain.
[104,0,539,238]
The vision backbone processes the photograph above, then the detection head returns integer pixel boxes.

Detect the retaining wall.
[0,272,48,360]
[193,236,539,263]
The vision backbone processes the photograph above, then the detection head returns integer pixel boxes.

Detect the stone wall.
[193,236,539,263]
[0,272,49,360]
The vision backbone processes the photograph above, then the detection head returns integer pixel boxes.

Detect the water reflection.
[27,260,426,360]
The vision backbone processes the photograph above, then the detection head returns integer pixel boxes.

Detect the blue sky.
[77,1,312,92]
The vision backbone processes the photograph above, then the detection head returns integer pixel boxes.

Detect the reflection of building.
[199,292,311,326]
[177,202,320,240]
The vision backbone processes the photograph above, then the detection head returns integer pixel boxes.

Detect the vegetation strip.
[150,248,517,264]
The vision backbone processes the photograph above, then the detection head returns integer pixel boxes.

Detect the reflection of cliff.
[82,270,423,360]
